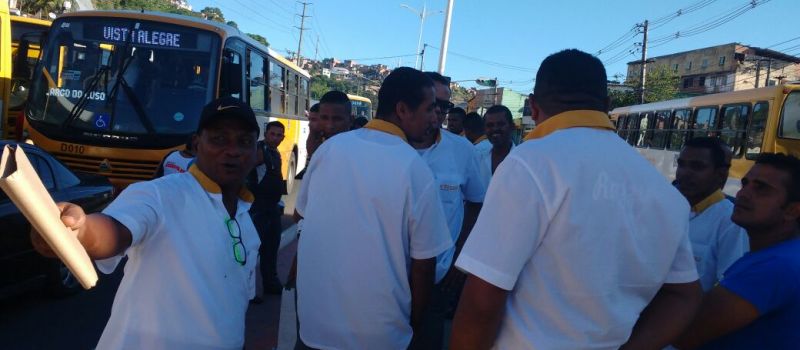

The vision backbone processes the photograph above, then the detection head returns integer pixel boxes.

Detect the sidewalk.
[244,222,298,350]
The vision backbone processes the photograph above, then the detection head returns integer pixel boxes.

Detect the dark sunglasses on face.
[436,99,454,112]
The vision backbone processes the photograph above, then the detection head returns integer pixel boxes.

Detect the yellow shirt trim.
[692,190,725,214]
[363,119,408,142]
[523,110,615,141]
[473,135,488,145]
[188,164,254,203]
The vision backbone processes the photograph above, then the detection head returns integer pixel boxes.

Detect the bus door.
[776,89,800,158]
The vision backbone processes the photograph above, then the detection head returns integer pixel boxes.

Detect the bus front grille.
[53,153,159,181]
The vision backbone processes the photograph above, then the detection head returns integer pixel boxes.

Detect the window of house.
[719,56,726,66]
[701,59,708,68]
[683,78,693,88]
[673,64,679,73]
[686,61,692,70]
[699,76,706,87]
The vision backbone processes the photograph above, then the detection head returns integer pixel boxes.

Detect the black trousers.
[250,202,282,282]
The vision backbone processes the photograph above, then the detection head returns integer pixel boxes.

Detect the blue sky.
[188,0,799,93]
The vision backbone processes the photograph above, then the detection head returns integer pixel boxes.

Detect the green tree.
[616,65,680,108]
[200,6,225,22]
[19,0,65,16]
[226,21,238,28]
[246,33,269,47]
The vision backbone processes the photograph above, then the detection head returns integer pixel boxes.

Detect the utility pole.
[420,44,427,70]
[295,2,311,65]
[314,35,320,61]
[437,0,455,74]
[754,59,761,88]
[401,2,442,70]
[637,20,649,104]
[764,58,773,86]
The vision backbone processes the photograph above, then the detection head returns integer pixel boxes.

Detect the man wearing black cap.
[31,96,262,349]
[450,49,702,349]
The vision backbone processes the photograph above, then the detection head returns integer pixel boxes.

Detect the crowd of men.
[30,49,799,350]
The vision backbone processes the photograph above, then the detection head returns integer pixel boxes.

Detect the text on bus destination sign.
[103,26,181,48]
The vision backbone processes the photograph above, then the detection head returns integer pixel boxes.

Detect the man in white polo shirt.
[675,137,748,291]
[294,67,452,350]
[450,49,702,349]
[475,105,515,185]
[410,71,486,349]
[31,97,261,350]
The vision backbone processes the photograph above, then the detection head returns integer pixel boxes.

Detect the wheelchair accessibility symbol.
[94,114,110,130]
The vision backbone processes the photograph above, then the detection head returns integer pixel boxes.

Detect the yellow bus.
[25,10,310,189]
[610,84,800,196]
[347,94,372,120]
[6,16,50,140]
[0,4,10,135]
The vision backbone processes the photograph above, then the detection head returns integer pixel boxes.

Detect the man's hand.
[30,202,86,258]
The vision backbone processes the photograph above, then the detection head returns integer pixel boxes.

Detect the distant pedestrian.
[446,107,467,136]
[155,135,195,177]
[318,90,353,139]
[462,111,486,145]
[31,96,261,349]
[294,67,451,349]
[674,153,800,349]
[675,137,748,291]
[450,49,701,349]
[477,105,515,183]
[249,121,288,295]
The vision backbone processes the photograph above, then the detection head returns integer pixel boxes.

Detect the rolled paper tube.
[0,145,97,289]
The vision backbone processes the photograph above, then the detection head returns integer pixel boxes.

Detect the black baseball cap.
[197,96,259,133]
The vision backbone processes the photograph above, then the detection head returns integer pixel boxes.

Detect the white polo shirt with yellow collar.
[417,129,487,281]
[95,165,260,350]
[295,119,452,350]
[688,190,749,291]
[456,110,698,349]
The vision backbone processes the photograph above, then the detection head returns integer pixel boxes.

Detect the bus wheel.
[286,152,297,194]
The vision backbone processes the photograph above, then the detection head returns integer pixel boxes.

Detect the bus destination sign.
[83,23,198,49]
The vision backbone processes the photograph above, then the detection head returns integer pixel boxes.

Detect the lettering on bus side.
[60,143,85,155]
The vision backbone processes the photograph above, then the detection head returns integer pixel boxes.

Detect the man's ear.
[396,101,410,122]
[785,201,800,224]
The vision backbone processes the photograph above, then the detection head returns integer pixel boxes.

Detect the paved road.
[0,215,298,350]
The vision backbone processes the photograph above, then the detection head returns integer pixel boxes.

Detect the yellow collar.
[473,135,488,145]
[364,119,407,142]
[188,164,254,203]
[692,190,725,214]
[523,110,615,141]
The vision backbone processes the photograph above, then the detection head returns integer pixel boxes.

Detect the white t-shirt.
[418,130,487,281]
[456,127,698,350]
[161,150,194,176]
[295,126,452,350]
[689,195,749,291]
[95,167,260,350]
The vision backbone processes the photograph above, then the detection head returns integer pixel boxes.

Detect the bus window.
[720,104,750,157]
[779,91,800,140]
[746,101,769,159]
[692,107,718,138]
[617,115,628,139]
[300,78,309,113]
[221,49,243,99]
[269,61,285,114]
[626,113,640,145]
[246,50,266,112]
[668,109,691,151]
[291,73,299,115]
[635,112,653,148]
[650,110,671,149]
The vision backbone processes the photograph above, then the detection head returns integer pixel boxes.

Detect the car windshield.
[27,17,220,137]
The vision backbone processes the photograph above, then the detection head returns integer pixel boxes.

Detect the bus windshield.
[351,99,372,119]
[27,17,220,147]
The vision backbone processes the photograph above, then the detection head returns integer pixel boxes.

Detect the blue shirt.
[702,238,800,349]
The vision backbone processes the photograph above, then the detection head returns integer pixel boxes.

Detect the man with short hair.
[675,137,748,292]
[423,71,454,132]
[294,67,452,349]
[305,103,322,159]
[250,120,287,294]
[478,105,515,183]
[446,107,467,135]
[32,97,261,349]
[155,135,195,177]
[409,72,487,349]
[318,90,353,139]
[674,153,800,349]
[462,112,486,145]
[450,49,701,349]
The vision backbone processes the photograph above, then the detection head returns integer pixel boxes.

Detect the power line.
[426,45,535,73]
[342,54,418,61]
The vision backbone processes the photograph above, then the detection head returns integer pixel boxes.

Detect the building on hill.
[626,43,800,96]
